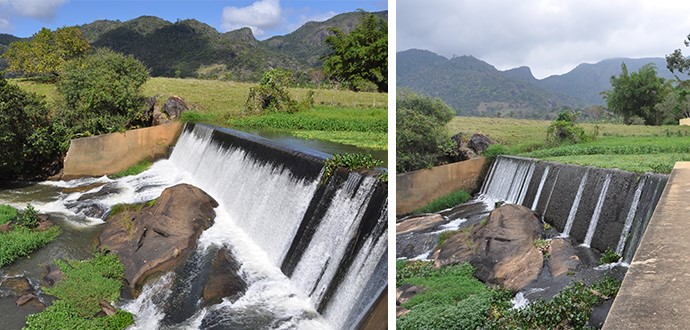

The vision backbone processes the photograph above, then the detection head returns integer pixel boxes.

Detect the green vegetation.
[395,259,622,330]
[396,261,497,330]
[24,252,134,330]
[397,91,455,173]
[447,117,690,173]
[0,225,61,267]
[2,27,91,77]
[56,48,150,136]
[603,63,668,125]
[245,68,313,114]
[546,110,589,146]
[599,248,622,265]
[323,153,383,180]
[18,204,39,229]
[412,189,471,215]
[0,204,17,225]
[109,160,153,179]
[488,277,621,329]
[323,11,387,92]
[0,77,65,179]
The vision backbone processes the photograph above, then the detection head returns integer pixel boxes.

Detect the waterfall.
[583,174,611,247]
[531,166,550,211]
[616,178,645,255]
[166,123,387,329]
[562,170,589,237]
[480,156,667,261]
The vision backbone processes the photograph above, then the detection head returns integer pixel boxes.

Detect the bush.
[245,68,313,114]
[546,110,588,146]
[56,48,150,136]
[397,91,455,173]
[483,144,509,160]
[323,153,383,179]
[0,77,65,179]
[599,248,622,264]
[18,203,39,228]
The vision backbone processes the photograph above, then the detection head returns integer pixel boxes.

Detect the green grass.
[0,225,61,267]
[412,189,471,215]
[13,77,388,150]
[0,204,17,225]
[108,159,153,179]
[24,252,134,330]
[449,116,690,173]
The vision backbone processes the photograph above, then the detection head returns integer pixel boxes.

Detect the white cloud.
[0,0,67,32]
[398,0,690,78]
[221,0,283,37]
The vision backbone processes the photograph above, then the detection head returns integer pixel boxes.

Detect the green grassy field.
[13,77,388,151]
[449,117,690,173]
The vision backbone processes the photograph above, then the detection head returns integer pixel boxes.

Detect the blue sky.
[0,0,387,39]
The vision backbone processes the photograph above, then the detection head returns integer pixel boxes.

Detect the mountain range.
[0,11,387,81]
[398,49,690,119]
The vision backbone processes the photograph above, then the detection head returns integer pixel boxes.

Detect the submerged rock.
[434,204,544,291]
[203,247,246,306]
[98,183,218,291]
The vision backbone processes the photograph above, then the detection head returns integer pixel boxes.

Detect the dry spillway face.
[0,123,387,330]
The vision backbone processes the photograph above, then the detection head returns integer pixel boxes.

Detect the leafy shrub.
[0,225,61,267]
[245,68,313,114]
[483,144,509,160]
[0,204,17,225]
[396,260,435,286]
[18,203,39,228]
[0,77,65,179]
[599,248,622,264]
[56,48,150,136]
[25,252,133,330]
[323,153,383,179]
[412,189,471,215]
[546,110,588,146]
[397,91,455,173]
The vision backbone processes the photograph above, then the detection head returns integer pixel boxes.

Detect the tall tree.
[666,34,690,75]
[603,63,667,125]
[2,27,91,77]
[323,11,387,92]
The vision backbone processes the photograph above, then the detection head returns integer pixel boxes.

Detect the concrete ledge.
[396,157,488,216]
[61,122,183,180]
[680,118,690,126]
[603,162,690,329]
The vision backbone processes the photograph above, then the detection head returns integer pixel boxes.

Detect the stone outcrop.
[99,184,218,291]
[468,133,494,154]
[396,214,445,235]
[434,204,544,291]
[202,247,247,306]
[547,238,580,278]
[154,96,190,125]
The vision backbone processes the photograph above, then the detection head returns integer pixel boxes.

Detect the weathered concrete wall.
[603,162,689,329]
[61,122,182,180]
[396,157,488,216]
[680,118,690,126]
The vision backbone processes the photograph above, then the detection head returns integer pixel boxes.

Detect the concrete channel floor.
[603,162,690,329]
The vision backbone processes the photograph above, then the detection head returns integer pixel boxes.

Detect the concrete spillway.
[603,162,690,329]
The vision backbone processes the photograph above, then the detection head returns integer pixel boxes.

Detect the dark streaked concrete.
[603,162,690,329]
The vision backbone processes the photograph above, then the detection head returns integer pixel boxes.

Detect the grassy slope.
[449,117,690,173]
[13,77,388,150]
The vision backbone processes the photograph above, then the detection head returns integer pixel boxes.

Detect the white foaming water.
[169,126,320,266]
[616,178,646,255]
[289,173,377,317]
[582,174,611,247]
[562,170,589,237]
[481,157,535,204]
[531,166,550,211]
[121,273,175,330]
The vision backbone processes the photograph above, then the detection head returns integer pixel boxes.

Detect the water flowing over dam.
[481,156,666,262]
[0,123,387,329]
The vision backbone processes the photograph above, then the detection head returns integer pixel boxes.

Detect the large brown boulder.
[434,204,544,291]
[396,214,445,235]
[99,184,218,291]
[547,238,580,278]
[468,133,494,154]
